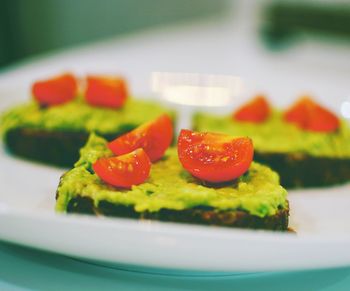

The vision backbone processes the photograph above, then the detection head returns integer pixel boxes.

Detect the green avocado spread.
[0,97,172,136]
[194,112,350,158]
[56,134,288,217]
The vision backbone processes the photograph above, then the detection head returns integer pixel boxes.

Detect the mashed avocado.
[56,134,288,217]
[194,112,350,158]
[0,97,172,136]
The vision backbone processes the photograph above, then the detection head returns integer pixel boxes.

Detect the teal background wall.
[0,0,228,67]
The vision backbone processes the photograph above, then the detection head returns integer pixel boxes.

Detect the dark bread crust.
[63,195,289,231]
[255,152,350,188]
[4,127,134,167]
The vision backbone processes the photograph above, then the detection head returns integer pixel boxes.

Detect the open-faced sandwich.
[194,96,350,188]
[0,73,173,167]
[56,115,289,231]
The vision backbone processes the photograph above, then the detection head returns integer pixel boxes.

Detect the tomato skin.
[233,95,270,123]
[93,148,151,189]
[108,114,173,162]
[177,129,254,183]
[85,76,128,108]
[283,98,307,127]
[284,97,339,132]
[32,73,77,106]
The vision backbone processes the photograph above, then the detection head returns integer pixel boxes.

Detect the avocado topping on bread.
[56,134,289,230]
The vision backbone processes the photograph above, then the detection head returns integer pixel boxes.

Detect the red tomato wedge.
[284,97,339,132]
[233,95,270,123]
[85,76,128,108]
[32,73,77,106]
[177,129,254,183]
[108,114,173,162]
[93,148,151,189]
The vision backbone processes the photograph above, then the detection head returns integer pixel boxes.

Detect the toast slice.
[194,112,350,188]
[56,134,289,231]
[1,98,173,167]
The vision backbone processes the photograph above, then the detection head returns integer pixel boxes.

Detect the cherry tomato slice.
[233,95,270,123]
[284,97,339,132]
[32,73,77,106]
[108,114,173,162]
[85,76,128,108]
[283,97,308,127]
[93,148,151,189]
[177,129,254,183]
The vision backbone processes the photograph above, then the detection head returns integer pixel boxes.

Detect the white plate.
[1,97,350,273]
[1,9,350,272]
